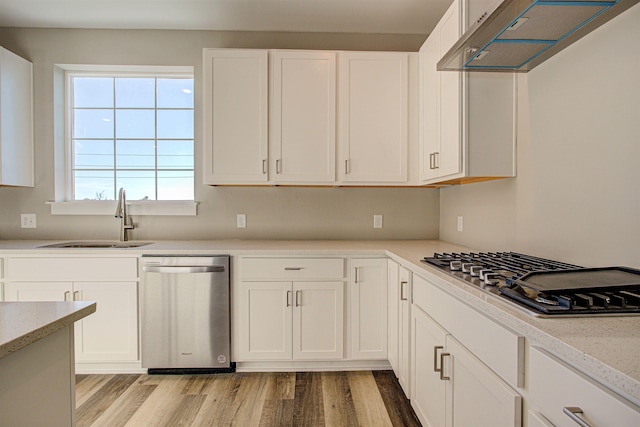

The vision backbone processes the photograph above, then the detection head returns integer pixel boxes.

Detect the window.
[68,71,194,201]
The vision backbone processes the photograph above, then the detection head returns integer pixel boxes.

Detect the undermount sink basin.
[38,241,152,249]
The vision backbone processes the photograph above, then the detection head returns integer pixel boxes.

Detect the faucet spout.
[115,187,134,241]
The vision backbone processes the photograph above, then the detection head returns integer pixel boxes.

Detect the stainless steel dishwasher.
[140,255,233,374]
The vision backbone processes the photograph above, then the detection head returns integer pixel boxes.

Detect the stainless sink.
[38,241,152,249]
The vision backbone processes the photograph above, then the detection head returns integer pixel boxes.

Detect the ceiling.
[0,0,453,35]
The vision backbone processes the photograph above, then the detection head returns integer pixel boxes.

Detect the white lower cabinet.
[5,257,140,366]
[237,280,344,360]
[445,336,522,427]
[411,305,447,427]
[398,266,412,395]
[387,261,412,396]
[350,258,388,360]
[387,260,400,375]
[528,346,640,427]
[411,272,523,427]
[236,257,345,361]
[6,278,140,364]
[411,305,522,427]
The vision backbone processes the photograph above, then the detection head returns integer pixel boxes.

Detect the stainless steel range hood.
[438,0,639,72]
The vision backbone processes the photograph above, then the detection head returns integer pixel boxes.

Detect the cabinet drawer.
[239,258,344,280]
[529,347,640,427]
[9,257,139,281]
[413,273,524,388]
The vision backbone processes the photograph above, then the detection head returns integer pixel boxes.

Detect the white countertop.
[1,239,639,405]
[0,301,96,358]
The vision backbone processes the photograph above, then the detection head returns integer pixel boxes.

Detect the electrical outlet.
[21,214,37,229]
[237,214,247,229]
[457,216,464,232]
[373,214,383,229]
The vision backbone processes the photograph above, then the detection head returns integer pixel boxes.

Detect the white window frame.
[49,64,198,216]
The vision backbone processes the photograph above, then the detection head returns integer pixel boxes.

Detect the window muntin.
[69,74,194,201]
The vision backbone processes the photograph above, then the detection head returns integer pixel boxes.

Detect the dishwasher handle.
[143,265,226,274]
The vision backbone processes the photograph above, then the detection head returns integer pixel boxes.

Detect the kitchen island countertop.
[0,301,96,358]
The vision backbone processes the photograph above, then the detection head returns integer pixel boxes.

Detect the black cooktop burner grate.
[421,252,640,317]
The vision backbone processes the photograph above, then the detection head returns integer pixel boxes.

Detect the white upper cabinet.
[419,0,516,185]
[270,50,336,184]
[338,52,409,184]
[203,49,268,184]
[0,46,34,187]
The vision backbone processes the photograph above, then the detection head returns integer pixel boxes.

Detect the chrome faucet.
[115,187,134,241]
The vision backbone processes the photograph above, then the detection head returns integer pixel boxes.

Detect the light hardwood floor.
[75,371,421,427]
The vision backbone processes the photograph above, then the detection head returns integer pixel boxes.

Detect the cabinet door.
[73,282,139,362]
[398,266,412,396]
[0,47,34,187]
[237,281,292,360]
[411,306,447,427]
[270,50,336,184]
[436,0,462,179]
[293,281,344,360]
[419,34,440,182]
[4,282,70,301]
[445,336,522,427]
[203,49,269,184]
[387,260,400,376]
[339,52,408,183]
[350,259,387,359]
[529,346,640,427]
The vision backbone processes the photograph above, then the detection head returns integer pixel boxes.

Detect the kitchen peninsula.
[0,301,96,426]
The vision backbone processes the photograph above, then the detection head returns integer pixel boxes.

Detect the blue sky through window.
[71,76,194,201]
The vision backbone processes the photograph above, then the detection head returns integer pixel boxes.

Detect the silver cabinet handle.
[276,159,282,174]
[354,267,359,283]
[345,159,350,174]
[286,290,292,307]
[295,290,301,307]
[64,291,71,301]
[262,159,268,174]
[400,281,408,301]
[284,267,304,271]
[73,291,80,301]
[434,152,440,169]
[429,153,435,170]
[434,346,444,372]
[440,352,451,380]
[143,265,225,273]
[563,407,592,427]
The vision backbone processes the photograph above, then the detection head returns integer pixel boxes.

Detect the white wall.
[440,5,640,268]
[0,28,439,241]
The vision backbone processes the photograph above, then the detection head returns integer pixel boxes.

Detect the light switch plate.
[237,214,247,228]
[373,214,383,229]
[457,216,464,232]
[21,214,36,229]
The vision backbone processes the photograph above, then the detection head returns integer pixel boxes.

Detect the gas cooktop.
[421,252,640,317]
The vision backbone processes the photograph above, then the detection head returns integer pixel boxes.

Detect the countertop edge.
[0,301,97,359]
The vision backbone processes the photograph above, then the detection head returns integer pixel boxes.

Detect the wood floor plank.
[373,370,422,427]
[76,374,140,427]
[347,371,394,427]
[164,394,207,426]
[321,371,359,427]
[75,374,116,407]
[266,372,296,400]
[223,372,271,426]
[190,373,242,426]
[181,375,217,396]
[123,375,192,426]
[90,382,157,427]
[293,372,325,426]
